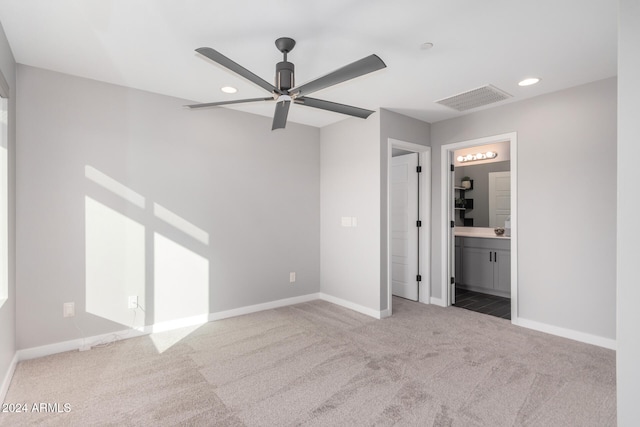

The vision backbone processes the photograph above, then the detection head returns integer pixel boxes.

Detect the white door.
[489,171,511,227]
[391,153,419,301]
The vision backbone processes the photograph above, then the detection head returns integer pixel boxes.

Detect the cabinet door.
[462,247,494,289]
[494,249,511,294]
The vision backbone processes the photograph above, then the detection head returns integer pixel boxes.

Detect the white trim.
[15,293,321,362]
[440,132,518,320]
[386,138,432,315]
[429,296,446,307]
[513,317,616,350]
[0,352,18,404]
[208,293,320,322]
[17,328,149,361]
[319,293,384,319]
[11,292,383,373]
[151,314,210,334]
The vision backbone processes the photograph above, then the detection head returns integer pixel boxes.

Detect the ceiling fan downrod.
[275,37,296,92]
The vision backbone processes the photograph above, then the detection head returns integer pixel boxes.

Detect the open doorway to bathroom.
[440,133,518,322]
[453,142,511,319]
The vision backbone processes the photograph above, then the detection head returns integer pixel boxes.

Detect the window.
[0,72,8,307]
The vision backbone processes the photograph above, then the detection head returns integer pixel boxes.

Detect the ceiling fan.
[186,37,387,130]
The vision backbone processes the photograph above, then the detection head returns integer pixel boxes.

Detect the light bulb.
[518,78,540,87]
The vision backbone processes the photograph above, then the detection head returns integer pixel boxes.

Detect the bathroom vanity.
[454,227,511,297]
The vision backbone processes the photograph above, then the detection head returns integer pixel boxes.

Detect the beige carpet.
[1,297,616,426]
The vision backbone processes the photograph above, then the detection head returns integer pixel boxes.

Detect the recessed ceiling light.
[518,77,541,87]
[221,86,237,94]
[420,42,434,50]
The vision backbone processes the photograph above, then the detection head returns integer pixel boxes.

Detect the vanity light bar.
[456,151,498,163]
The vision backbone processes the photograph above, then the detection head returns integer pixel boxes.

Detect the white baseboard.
[15,293,322,363]
[208,293,320,322]
[429,296,446,307]
[0,352,18,404]
[379,308,391,319]
[512,317,616,350]
[11,292,384,372]
[318,293,383,319]
[17,327,149,362]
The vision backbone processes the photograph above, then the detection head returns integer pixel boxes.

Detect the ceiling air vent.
[435,84,512,112]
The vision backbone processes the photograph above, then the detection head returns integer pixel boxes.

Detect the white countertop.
[454,227,511,240]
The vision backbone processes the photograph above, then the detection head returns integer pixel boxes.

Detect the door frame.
[386,138,431,314]
[439,132,518,321]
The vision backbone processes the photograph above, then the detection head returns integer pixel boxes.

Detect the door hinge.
[416,220,422,227]
[416,165,422,173]
[450,164,455,172]
[450,220,455,228]
[451,277,455,284]
[417,275,422,282]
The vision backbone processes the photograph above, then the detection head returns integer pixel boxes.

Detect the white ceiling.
[0,0,618,128]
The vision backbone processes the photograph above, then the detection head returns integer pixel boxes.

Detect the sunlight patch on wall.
[153,203,209,245]
[154,232,209,324]
[85,166,146,208]
[85,196,145,327]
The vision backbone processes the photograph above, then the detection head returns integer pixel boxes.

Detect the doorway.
[440,132,518,321]
[391,152,419,301]
[386,139,431,315]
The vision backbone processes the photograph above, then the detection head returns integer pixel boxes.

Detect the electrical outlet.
[128,295,138,309]
[289,272,296,283]
[63,302,75,318]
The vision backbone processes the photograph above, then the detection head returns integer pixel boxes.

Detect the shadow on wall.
[84,166,209,353]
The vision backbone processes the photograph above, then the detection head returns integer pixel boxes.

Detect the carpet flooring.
[1,297,616,426]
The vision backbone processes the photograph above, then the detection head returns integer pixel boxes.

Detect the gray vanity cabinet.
[457,236,510,297]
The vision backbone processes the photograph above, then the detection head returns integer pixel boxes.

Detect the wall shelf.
[455,180,474,226]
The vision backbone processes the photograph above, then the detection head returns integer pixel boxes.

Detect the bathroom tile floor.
[454,288,511,320]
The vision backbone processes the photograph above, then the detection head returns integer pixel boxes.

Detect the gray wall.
[455,161,510,227]
[0,20,15,395]
[320,113,381,311]
[16,65,321,349]
[319,109,429,313]
[431,78,617,340]
[617,0,640,423]
[379,109,430,310]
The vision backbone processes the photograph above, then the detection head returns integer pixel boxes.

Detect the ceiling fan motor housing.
[276,61,294,91]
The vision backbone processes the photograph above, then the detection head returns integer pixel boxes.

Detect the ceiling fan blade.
[294,97,375,119]
[196,47,279,94]
[290,54,386,97]
[185,97,273,109]
[272,100,291,130]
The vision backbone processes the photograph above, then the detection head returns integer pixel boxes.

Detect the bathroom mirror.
[454,160,511,227]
